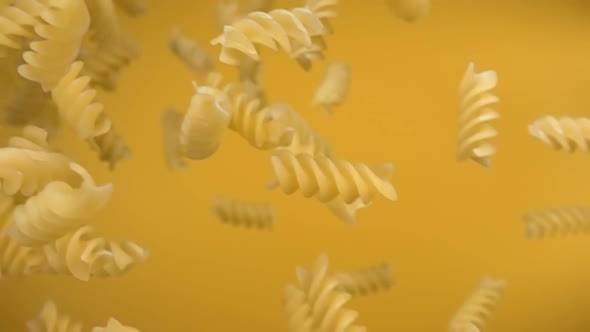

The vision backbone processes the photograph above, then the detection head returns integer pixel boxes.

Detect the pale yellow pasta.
[457,62,499,168]
[91,318,141,332]
[523,206,590,238]
[283,254,367,332]
[215,0,275,30]
[6,125,54,151]
[113,0,147,16]
[528,115,590,153]
[271,150,397,204]
[211,195,276,230]
[334,263,393,296]
[42,225,149,281]
[0,0,46,54]
[27,301,84,332]
[51,61,112,140]
[169,28,214,76]
[385,0,430,22]
[18,0,91,92]
[449,277,506,332]
[85,0,120,43]
[88,125,132,170]
[313,62,351,113]
[160,108,187,170]
[7,162,113,247]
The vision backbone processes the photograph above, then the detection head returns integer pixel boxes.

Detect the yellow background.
[3,0,590,331]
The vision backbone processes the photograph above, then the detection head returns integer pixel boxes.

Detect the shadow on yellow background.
[4,0,590,331]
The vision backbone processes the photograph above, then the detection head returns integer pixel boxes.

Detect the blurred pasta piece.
[325,197,371,225]
[215,0,275,29]
[91,318,141,332]
[113,0,147,16]
[385,0,430,22]
[88,124,132,170]
[334,262,393,296]
[523,206,590,238]
[0,0,46,56]
[528,115,590,153]
[7,162,113,247]
[211,195,276,230]
[160,108,187,170]
[169,28,215,76]
[449,277,506,332]
[313,62,351,113]
[27,300,84,332]
[457,62,499,168]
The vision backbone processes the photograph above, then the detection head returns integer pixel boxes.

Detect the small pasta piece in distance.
[528,116,590,153]
[27,300,84,332]
[523,206,590,239]
[210,195,276,230]
[313,62,351,113]
[160,108,187,170]
[385,0,430,22]
[169,28,215,76]
[91,318,141,332]
[334,263,393,296]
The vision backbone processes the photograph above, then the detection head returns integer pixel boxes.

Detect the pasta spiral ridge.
[27,300,84,332]
[457,62,500,168]
[0,0,45,53]
[334,263,393,296]
[271,150,397,204]
[312,62,351,113]
[88,125,132,170]
[523,206,590,238]
[42,225,149,281]
[7,125,55,152]
[283,254,367,332]
[17,0,91,92]
[91,318,141,332]
[449,277,506,332]
[211,195,276,230]
[51,61,111,140]
[210,5,327,69]
[7,162,113,247]
[528,115,590,153]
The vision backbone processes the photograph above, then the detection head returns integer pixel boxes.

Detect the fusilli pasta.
[91,318,141,332]
[312,62,351,113]
[161,108,187,170]
[528,115,590,153]
[27,301,84,332]
[211,195,276,230]
[334,263,393,296]
[449,277,506,332]
[169,28,214,76]
[0,0,45,54]
[88,125,132,170]
[523,206,590,238]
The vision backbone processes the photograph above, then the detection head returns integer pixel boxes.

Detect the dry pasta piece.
[17,0,90,92]
[283,253,367,332]
[528,116,590,153]
[215,0,275,30]
[449,277,506,332]
[271,150,397,204]
[6,125,54,152]
[385,0,430,22]
[88,124,132,170]
[169,28,214,76]
[334,263,393,296]
[457,62,499,168]
[113,0,147,16]
[91,318,141,332]
[42,225,149,281]
[160,108,187,170]
[51,61,112,140]
[523,206,590,238]
[27,300,84,332]
[0,0,46,54]
[211,195,276,230]
[313,62,351,113]
[7,162,113,247]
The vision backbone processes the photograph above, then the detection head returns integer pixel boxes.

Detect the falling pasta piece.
[528,115,590,153]
[27,301,84,332]
[449,277,506,332]
[325,197,371,225]
[334,263,393,296]
[457,62,500,168]
[113,0,147,16]
[160,108,187,170]
[523,206,590,238]
[283,254,367,332]
[0,0,46,53]
[169,28,215,76]
[210,195,276,230]
[385,0,430,22]
[313,62,351,113]
[88,125,132,170]
[91,318,141,332]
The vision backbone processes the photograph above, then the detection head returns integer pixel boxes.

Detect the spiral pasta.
[51,61,112,140]
[334,263,393,296]
[91,318,141,332]
[88,125,132,170]
[17,0,91,92]
[271,150,397,204]
[283,254,367,332]
[42,225,149,281]
[457,62,500,168]
[169,28,214,76]
[27,301,84,332]
[0,0,45,54]
[211,195,276,230]
[160,108,187,170]
[7,162,113,247]
[528,115,590,153]
[313,62,351,113]
[523,206,590,238]
[7,125,55,152]
[215,0,275,29]
[113,0,147,16]
[449,277,506,332]
[385,0,430,22]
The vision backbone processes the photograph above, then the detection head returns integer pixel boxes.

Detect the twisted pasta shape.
[18,0,91,92]
[457,62,500,168]
[215,0,275,29]
[211,195,276,230]
[113,0,147,16]
[271,150,397,204]
[0,0,45,53]
[528,115,590,153]
[169,28,214,76]
[334,263,393,296]
[449,277,506,332]
[7,162,113,247]
[523,206,590,238]
[210,5,327,69]
[27,301,84,332]
[91,318,141,332]
[161,108,187,170]
[385,0,430,22]
[42,225,149,281]
[88,125,132,170]
[313,62,351,113]
[51,61,112,140]
[7,125,54,152]
[283,254,367,332]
